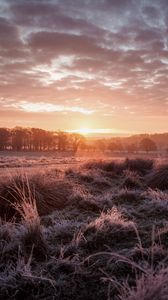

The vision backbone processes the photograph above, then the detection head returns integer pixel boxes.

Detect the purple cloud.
[0,0,168,131]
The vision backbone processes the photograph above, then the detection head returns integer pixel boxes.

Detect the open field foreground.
[0,157,168,299]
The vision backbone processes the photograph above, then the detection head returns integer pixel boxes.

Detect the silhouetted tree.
[11,127,27,151]
[126,143,138,153]
[57,131,69,151]
[95,139,106,152]
[139,138,157,152]
[0,128,9,150]
[109,140,123,152]
[44,131,54,150]
[71,133,85,153]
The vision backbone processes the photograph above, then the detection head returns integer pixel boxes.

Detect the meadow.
[0,153,168,299]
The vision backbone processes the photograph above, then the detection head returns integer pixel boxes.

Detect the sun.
[68,128,117,135]
[67,127,92,135]
[76,128,91,135]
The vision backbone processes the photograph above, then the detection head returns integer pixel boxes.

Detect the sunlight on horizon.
[67,128,131,136]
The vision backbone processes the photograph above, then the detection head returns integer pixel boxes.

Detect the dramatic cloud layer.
[0,0,168,132]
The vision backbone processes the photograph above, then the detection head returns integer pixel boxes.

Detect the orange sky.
[0,0,168,135]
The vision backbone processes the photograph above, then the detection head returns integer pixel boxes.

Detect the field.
[0,152,168,299]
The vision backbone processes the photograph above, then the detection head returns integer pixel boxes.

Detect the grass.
[119,268,168,300]
[0,173,72,220]
[122,170,142,189]
[147,164,168,190]
[0,157,168,299]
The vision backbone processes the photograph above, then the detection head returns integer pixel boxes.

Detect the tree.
[95,139,106,152]
[71,133,85,153]
[108,140,123,152]
[0,128,9,150]
[139,138,157,152]
[126,143,138,153]
[31,128,50,151]
[57,131,69,151]
[11,127,26,151]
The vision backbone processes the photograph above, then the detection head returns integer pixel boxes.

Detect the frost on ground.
[0,158,168,299]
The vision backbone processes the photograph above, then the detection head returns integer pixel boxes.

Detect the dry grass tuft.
[0,173,72,220]
[124,158,154,175]
[83,159,124,175]
[122,170,142,189]
[83,207,137,251]
[83,158,154,176]
[10,176,47,261]
[119,268,168,300]
[147,164,168,190]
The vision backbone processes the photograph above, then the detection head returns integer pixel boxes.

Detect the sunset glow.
[71,128,92,136]
[68,128,131,136]
[1,2,168,298]
[0,0,168,133]
[19,102,94,115]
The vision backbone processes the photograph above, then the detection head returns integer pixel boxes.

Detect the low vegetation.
[0,158,168,299]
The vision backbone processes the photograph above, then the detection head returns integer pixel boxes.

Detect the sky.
[0,0,168,135]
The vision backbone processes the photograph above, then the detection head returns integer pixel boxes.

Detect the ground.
[0,152,168,299]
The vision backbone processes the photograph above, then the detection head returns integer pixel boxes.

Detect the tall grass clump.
[83,207,137,251]
[112,188,142,205]
[122,170,142,189]
[83,158,154,176]
[0,172,73,220]
[119,268,168,300]
[123,158,154,175]
[1,174,47,260]
[83,160,124,175]
[147,164,168,190]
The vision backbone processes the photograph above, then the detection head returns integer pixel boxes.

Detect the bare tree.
[57,131,69,151]
[71,133,85,153]
[0,128,9,150]
[139,138,157,152]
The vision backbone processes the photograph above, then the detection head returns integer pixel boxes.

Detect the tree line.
[0,127,160,153]
[0,127,85,152]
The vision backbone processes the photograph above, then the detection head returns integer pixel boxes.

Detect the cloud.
[0,0,168,131]
[19,101,94,115]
